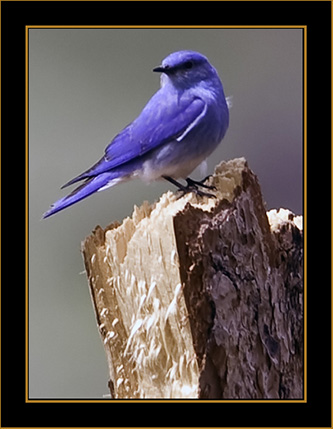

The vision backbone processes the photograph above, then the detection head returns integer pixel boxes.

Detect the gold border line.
[303,24,307,405]
[331,1,333,425]
[0,2,1,424]
[26,25,306,29]
[25,25,307,404]
[25,25,29,403]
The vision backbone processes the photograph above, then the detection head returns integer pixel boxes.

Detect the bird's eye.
[184,61,193,69]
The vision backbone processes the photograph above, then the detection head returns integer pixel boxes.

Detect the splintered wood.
[82,158,303,399]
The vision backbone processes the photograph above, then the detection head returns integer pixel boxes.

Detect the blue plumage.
[43,50,229,218]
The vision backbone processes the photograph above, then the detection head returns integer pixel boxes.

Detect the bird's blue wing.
[62,93,206,188]
[104,94,206,164]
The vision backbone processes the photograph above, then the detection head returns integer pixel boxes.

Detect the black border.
[1,0,331,427]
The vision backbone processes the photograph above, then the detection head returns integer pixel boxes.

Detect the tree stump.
[82,158,303,399]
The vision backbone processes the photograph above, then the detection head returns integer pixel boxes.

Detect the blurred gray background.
[29,28,303,398]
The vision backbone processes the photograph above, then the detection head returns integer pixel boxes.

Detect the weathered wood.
[82,158,303,399]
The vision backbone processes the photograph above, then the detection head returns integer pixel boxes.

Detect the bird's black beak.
[153,65,165,73]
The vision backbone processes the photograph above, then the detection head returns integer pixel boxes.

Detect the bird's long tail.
[43,172,121,219]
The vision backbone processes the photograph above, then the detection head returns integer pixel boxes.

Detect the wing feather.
[62,92,206,188]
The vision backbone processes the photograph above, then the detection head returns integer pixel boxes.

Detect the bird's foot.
[186,176,216,191]
[163,175,216,198]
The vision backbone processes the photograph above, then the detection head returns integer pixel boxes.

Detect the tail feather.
[61,156,108,189]
[43,172,120,219]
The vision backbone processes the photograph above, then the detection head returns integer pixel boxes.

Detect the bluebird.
[43,50,229,218]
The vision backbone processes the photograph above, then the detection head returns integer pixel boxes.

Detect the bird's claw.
[162,175,217,199]
[185,176,217,191]
[180,187,217,199]
[179,176,217,198]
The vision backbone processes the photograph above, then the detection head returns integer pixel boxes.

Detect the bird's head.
[153,50,219,89]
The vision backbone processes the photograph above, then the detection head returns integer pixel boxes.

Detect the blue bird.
[43,50,229,218]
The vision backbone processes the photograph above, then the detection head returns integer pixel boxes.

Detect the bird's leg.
[162,175,188,192]
[163,175,216,198]
[186,175,216,191]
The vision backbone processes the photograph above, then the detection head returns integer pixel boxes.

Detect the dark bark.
[174,165,303,399]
